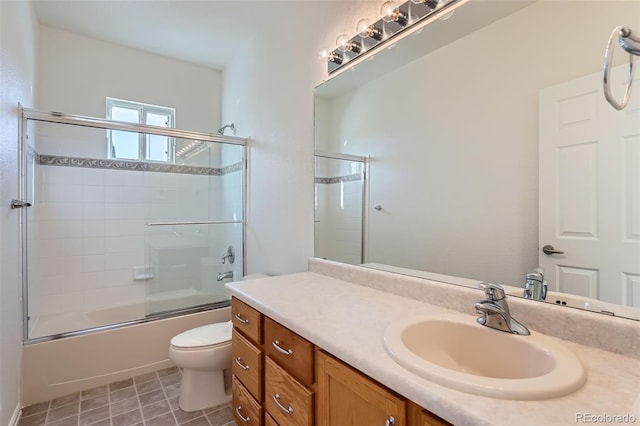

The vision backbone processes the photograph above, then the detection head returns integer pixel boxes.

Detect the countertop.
[226,271,640,426]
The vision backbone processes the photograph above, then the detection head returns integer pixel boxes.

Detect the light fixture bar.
[326,0,463,75]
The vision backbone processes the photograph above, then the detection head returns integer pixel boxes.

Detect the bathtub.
[22,305,230,405]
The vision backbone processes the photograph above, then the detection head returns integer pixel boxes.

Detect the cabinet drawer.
[265,413,279,426]
[232,376,263,426]
[232,297,263,344]
[264,317,314,386]
[265,357,314,426]
[233,329,264,402]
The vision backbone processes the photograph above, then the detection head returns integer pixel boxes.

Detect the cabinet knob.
[385,415,396,426]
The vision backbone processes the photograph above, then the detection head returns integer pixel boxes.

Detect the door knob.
[542,245,564,255]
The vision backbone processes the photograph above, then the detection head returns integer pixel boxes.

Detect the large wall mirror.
[314,0,640,321]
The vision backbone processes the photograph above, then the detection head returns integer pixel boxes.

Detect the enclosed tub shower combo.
[16,107,247,402]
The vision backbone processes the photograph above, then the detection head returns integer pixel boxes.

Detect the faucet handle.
[478,282,505,301]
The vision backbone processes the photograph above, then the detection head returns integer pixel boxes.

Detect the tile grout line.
[44,399,52,426]
[107,384,113,426]
[157,370,179,426]
[133,377,144,426]
[76,395,81,426]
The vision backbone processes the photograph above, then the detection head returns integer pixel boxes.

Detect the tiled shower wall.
[26,125,244,324]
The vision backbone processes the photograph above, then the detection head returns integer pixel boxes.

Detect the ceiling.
[32,0,356,70]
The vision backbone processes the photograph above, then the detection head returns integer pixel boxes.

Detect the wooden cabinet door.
[317,350,406,426]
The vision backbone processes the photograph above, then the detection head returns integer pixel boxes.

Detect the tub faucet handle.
[221,246,235,264]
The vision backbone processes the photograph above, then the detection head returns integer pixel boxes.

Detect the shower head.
[217,123,236,135]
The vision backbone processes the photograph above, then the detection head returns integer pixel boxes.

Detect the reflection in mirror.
[314,0,640,320]
[314,153,368,265]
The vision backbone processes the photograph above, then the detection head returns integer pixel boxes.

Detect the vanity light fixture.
[322,0,462,75]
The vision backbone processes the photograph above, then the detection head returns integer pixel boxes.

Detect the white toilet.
[169,320,232,412]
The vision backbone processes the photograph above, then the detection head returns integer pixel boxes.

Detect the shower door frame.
[19,106,249,344]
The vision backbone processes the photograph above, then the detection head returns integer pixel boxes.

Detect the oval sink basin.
[384,314,586,400]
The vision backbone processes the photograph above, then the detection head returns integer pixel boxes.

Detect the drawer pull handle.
[234,313,249,324]
[385,415,396,426]
[235,356,250,370]
[235,406,251,423]
[272,393,294,415]
[272,340,293,356]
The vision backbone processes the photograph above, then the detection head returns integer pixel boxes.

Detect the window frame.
[106,97,176,163]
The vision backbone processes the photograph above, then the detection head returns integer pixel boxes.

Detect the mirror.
[314,0,640,320]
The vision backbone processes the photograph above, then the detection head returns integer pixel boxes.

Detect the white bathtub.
[22,305,230,405]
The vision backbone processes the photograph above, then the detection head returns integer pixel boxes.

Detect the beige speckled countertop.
[226,271,640,426]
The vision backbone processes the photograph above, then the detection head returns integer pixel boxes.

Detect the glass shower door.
[144,140,244,316]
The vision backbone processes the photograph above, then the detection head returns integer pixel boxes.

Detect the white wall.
[316,0,638,287]
[0,0,38,422]
[221,1,373,276]
[37,25,222,134]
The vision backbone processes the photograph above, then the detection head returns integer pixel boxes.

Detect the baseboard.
[9,403,21,426]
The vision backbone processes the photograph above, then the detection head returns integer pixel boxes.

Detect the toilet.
[169,320,232,412]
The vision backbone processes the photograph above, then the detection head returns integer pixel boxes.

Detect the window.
[106,98,176,163]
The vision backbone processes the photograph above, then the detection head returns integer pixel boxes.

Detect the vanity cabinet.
[232,299,265,425]
[232,298,315,426]
[231,297,450,426]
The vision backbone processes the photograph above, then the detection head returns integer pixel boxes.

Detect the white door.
[539,65,640,308]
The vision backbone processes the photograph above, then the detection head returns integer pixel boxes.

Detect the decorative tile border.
[315,173,363,184]
[38,154,243,176]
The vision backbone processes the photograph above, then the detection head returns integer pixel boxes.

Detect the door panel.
[539,65,640,308]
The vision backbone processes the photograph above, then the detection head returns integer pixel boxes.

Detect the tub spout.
[217,271,233,281]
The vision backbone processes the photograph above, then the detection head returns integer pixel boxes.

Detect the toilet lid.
[170,321,232,348]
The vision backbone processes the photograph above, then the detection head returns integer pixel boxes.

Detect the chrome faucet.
[523,267,548,301]
[217,271,234,281]
[474,282,530,335]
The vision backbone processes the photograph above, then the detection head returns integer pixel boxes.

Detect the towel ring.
[603,26,637,110]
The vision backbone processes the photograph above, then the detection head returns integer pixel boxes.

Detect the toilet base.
[179,369,230,412]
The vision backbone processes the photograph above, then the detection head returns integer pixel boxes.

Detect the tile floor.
[18,367,236,426]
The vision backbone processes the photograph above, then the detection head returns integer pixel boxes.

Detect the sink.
[383,314,586,400]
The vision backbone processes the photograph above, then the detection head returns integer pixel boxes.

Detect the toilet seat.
[170,321,232,350]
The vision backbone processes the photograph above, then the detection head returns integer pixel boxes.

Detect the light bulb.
[356,18,383,41]
[379,1,407,26]
[336,34,350,52]
[318,47,330,62]
[380,1,397,22]
[357,18,372,37]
